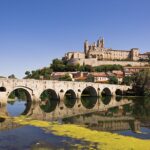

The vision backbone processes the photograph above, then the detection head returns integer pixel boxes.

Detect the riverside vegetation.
[0,114,149,150]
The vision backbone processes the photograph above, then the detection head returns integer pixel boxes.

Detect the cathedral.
[64,38,149,66]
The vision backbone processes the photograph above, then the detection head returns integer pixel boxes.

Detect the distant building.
[90,72,109,83]
[64,37,149,67]
[123,66,150,76]
[112,70,124,83]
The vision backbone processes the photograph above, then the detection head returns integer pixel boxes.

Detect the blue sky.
[0,0,150,78]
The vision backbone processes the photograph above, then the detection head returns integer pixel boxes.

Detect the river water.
[0,96,150,149]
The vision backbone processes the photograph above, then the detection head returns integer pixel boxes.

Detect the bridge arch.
[64,89,76,99]
[40,89,59,113]
[101,88,112,96]
[8,87,32,102]
[64,89,76,108]
[7,87,33,116]
[81,96,97,109]
[81,86,97,97]
[0,87,6,92]
[101,96,111,105]
[115,89,123,96]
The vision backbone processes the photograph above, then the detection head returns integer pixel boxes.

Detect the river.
[0,96,150,149]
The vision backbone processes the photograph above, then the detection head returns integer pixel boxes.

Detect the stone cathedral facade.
[64,38,149,66]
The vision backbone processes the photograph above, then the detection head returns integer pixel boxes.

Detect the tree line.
[24,58,123,80]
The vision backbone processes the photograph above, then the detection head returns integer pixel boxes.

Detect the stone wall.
[69,58,149,67]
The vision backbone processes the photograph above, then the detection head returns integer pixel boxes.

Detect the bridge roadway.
[0,79,131,103]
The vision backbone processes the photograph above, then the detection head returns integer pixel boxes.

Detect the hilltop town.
[64,37,150,67]
[2,37,149,88]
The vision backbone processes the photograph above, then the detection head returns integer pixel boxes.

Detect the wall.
[69,58,149,67]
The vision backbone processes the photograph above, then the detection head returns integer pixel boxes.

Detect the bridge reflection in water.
[0,96,141,133]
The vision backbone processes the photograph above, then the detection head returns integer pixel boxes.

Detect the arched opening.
[7,88,32,116]
[81,96,97,109]
[115,89,123,96]
[0,117,5,123]
[116,96,122,102]
[101,88,112,96]
[40,89,59,113]
[81,86,97,97]
[64,90,76,108]
[101,96,111,105]
[0,87,6,92]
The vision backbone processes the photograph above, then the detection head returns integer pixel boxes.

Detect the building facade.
[64,38,149,67]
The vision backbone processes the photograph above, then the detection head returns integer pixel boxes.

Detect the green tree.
[108,76,118,84]
[86,74,94,82]
[133,69,150,96]
[51,58,66,71]
[94,65,123,72]
[122,76,133,85]
[8,74,16,79]
[59,73,72,81]
[25,71,30,76]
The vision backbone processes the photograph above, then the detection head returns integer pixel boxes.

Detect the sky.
[0,0,150,78]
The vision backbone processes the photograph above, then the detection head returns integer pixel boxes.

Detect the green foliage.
[25,67,52,80]
[59,73,72,81]
[50,59,66,72]
[24,58,123,81]
[25,71,30,76]
[8,74,16,79]
[9,89,28,100]
[133,69,150,96]
[133,97,150,120]
[123,76,134,85]
[86,74,94,82]
[108,76,118,84]
[94,64,123,72]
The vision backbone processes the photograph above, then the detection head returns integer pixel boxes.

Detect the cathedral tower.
[84,40,89,55]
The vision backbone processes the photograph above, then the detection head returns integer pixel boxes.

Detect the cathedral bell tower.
[84,40,89,55]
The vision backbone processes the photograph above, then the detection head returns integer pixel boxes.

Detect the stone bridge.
[0,79,131,103]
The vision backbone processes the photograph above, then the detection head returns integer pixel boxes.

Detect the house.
[51,72,73,80]
[91,72,109,83]
[112,70,124,83]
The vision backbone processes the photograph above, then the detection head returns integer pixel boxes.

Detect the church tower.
[84,40,89,55]
[100,37,104,48]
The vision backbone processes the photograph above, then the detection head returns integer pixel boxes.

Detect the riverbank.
[10,116,150,150]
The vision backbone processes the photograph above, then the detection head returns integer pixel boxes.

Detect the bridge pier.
[0,92,7,104]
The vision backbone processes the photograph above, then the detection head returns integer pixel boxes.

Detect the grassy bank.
[10,116,150,150]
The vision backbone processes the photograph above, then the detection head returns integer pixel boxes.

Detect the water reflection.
[0,96,150,141]
[81,96,97,109]
[40,89,60,113]
[101,96,111,105]
[40,99,59,113]
[64,97,76,108]
[7,99,28,116]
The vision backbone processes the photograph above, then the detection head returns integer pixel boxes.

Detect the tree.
[51,58,66,71]
[94,65,123,72]
[108,76,118,84]
[8,74,16,79]
[122,76,133,85]
[59,73,72,81]
[25,71,30,76]
[86,74,94,82]
[133,69,150,96]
